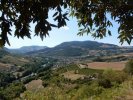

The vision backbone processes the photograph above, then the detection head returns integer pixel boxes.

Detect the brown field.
[86,61,126,71]
[25,79,44,91]
[0,62,12,70]
[62,71,85,80]
[122,53,133,57]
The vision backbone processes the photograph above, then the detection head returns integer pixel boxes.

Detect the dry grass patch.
[62,71,85,80]
[0,62,12,70]
[122,53,133,57]
[87,62,126,71]
[25,79,44,91]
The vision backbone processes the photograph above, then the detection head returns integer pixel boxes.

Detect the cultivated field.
[87,62,126,71]
[79,61,126,71]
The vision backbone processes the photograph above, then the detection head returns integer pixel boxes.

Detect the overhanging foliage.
[0,0,133,46]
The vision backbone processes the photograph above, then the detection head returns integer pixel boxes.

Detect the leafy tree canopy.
[124,59,133,75]
[0,0,133,46]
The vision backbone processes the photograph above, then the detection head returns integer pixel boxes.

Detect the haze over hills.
[6,46,48,54]
[25,41,133,57]
[56,41,118,48]
[0,48,10,58]
[4,41,133,57]
[123,46,133,48]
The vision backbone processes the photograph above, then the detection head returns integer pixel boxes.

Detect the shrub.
[42,81,49,87]
[98,79,112,88]
[124,59,133,75]
[104,69,126,83]
[98,69,127,88]
[0,82,26,100]
[23,76,36,84]
[93,57,104,62]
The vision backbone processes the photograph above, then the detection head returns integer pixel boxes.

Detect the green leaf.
[53,12,58,17]
[50,24,57,27]
[108,30,112,36]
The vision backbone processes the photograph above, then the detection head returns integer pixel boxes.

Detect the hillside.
[55,41,119,49]
[5,41,133,57]
[6,46,47,54]
[0,48,31,72]
[0,41,133,100]
[27,41,130,57]
[21,64,133,100]
[0,48,10,58]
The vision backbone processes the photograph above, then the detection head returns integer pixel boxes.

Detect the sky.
[5,11,133,49]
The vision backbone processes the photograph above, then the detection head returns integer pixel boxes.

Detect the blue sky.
[5,12,133,49]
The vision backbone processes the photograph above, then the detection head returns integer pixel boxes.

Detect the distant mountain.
[55,41,119,49]
[123,46,133,49]
[28,41,123,57]
[6,46,48,54]
[0,48,10,58]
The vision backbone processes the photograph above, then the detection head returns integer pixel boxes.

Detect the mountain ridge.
[6,46,48,54]
[26,41,124,57]
[4,41,133,57]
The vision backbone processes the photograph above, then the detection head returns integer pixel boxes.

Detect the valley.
[0,41,133,100]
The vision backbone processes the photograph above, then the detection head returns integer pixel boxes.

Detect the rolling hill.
[0,48,10,58]
[6,46,47,54]
[27,41,128,57]
[4,41,133,58]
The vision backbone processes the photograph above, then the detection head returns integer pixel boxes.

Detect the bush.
[42,81,49,87]
[23,76,36,84]
[98,69,127,88]
[93,57,104,62]
[124,59,133,75]
[98,79,112,88]
[0,72,16,87]
[0,82,26,100]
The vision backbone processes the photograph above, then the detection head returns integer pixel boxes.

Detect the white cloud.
[60,26,69,30]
